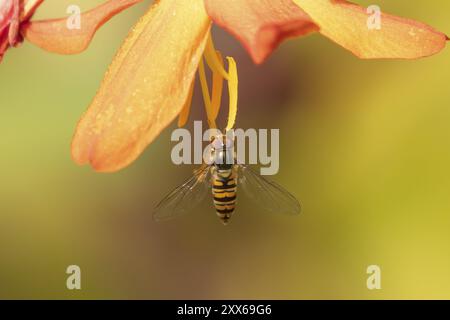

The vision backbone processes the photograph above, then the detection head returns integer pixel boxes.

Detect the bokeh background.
[0,0,449,299]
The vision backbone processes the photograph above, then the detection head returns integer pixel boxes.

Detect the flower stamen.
[178,33,238,133]
[204,33,229,80]
[211,50,224,121]
[225,56,238,131]
[198,57,217,129]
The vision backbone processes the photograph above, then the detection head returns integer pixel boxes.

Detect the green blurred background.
[0,0,449,299]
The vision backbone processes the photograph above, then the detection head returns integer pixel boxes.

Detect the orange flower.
[6,0,448,172]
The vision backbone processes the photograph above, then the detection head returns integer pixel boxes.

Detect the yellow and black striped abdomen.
[212,168,237,225]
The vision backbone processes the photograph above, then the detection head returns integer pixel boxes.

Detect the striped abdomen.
[212,168,237,225]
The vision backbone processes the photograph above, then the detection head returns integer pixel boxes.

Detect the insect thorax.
[210,134,235,170]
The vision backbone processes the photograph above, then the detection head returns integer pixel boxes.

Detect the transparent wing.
[237,165,302,215]
[153,166,211,222]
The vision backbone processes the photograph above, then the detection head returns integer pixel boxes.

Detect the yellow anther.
[204,33,229,80]
[178,77,195,127]
[184,34,239,132]
[225,56,238,131]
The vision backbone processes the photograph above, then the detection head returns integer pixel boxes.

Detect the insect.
[153,135,301,225]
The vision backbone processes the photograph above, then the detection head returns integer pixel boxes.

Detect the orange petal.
[293,0,448,59]
[71,0,211,172]
[21,0,143,54]
[204,0,318,64]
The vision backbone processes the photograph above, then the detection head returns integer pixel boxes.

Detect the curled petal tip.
[253,21,319,64]
[205,0,318,65]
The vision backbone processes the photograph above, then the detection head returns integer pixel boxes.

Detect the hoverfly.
[153,135,301,224]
